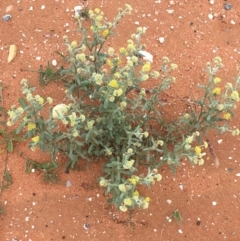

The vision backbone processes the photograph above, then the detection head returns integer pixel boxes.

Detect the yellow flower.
[101,29,109,37]
[47,97,53,104]
[195,146,201,156]
[155,174,162,181]
[230,91,240,102]
[212,87,221,96]
[113,88,123,97]
[38,97,44,105]
[170,63,178,70]
[133,190,139,197]
[118,184,126,192]
[100,179,108,187]
[108,79,118,88]
[27,123,36,131]
[32,136,39,143]
[232,128,240,136]
[119,47,127,55]
[145,197,151,203]
[142,62,151,72]
[223,112,231,120]
[90,25,94,31]
[186,136,194,144]
[71,40,78,49]
[106,59,113,67]
[213,77,221,84]
[76,53,86,62]
[124,198,132,206]
[127,43,136,52]
[94,8,101,14]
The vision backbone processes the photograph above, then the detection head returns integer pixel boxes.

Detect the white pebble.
[208,14,214,20]
[36,57,41,61]
[31,168,35,173]
[32,202,36,206]
[210,0,214,4]
[29,6,33,11]
[166,199,172,204]
[169,0,175,5]
[88,197,93,201]
[212,201,217,206]
[166,9,174,14]
[179,184,183,190]
[134,21,139,25]
[178,229,183,234]
[236,173,240,177]
[230,20,235,25]
[41,5,45,10]
[52,59,57,66]
[25,217,30,221]
[32,225,34,229]
[158,37,165,43]
[217,139,222,144]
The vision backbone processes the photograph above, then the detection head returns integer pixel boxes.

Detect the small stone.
[29,6,33,11]
[6,5,13,12]
[169,0,175,5]
[25,217,30,221]
[208,14,214,20]
[66,180,72,187]
[138,50,153,62]
[212,201,217,206]
[36,57,41,61]
[31,169,35,173]
[134,21,139,25]
[179,184,183,190]
[52,59,57,66]
[74,6,82,15]
[236,173,240,177]
[217,139,222,144]
[224,4,232,10]
[178,229,183,234]
[158,37,165,43]
[2,14,12,22]
[209,0,214,4]
[230,20,235,25]
[166,199,172,204]
[41,5,45,10]
[166,9,174,14]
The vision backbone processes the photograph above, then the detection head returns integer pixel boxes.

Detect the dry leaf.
[8,44,17,63]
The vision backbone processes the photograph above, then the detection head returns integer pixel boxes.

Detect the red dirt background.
[1,0,240,240]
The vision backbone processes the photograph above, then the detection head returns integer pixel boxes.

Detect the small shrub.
[6,5,240,212]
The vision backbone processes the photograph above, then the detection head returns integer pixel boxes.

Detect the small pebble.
[158,37,165,43]
[74,6,82,15]
[236,173,240,177]
[66,180,72,187]
[6,5,13,12]
[217,139,222,144]
[166,9,174,14]
[41,5,45,10]
[166,199,172,204]
[2,14,12,22]
[178,229,183,234]
[212,201,217,206]
[230,20,235,25]
[208,14,214,20]
[169,0,175,5]
[209,0,214,4]
[52,59,57,66]
[36,57,41,61]
[29,6,33,11]
[224,3,232,10]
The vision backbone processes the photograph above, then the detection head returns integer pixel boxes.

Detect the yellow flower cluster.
[212,87,221,96]
[27,123,36,131]
[32,136,39,143]
[223,112,231,120]
[113,88,123,97]
[213,77,221,84]
[142,62,151,72]
[128,175,139,185]
[230,91,240,102]
[108,79,118,88]
[195,146,202,156]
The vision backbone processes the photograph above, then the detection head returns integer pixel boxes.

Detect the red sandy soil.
[1,0,240,240]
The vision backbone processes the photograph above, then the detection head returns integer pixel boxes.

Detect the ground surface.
[1,0,240,240]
